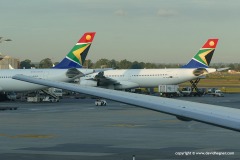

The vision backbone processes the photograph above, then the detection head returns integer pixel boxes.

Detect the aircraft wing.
[12,74,240,132]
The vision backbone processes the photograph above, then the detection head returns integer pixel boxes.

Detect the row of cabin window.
[0,75,39,79]
[105,74,168,77]
[131,74,167,77]
[85,74,168,78]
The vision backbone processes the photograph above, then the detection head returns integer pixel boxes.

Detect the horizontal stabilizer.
[217,67,229,72]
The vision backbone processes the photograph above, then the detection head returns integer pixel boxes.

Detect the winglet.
[53,32,96,69]
[182,38,219,68]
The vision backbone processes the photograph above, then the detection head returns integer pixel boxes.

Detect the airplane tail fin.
[53,32,96,69]
[181,38,219,68]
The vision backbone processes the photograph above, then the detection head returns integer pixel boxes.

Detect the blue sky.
[0,0,240,63]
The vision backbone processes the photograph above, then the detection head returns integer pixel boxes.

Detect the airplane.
[79,39,220,89]
[0,32,97,92]
[12,74,240,132]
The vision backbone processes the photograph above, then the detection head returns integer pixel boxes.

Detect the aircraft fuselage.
[0,69,94,92]
[81,68,216,89]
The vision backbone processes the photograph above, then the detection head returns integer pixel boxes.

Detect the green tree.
[145,62,157,68]
[20,59,35,69]
[119,59,132,69]
[39,58,53,68]
[83,59,94,68]
[131,61,144,69]
[236,63,240,71]
[94,59,110,68]
[108,59,119,69]
[228,63,235,70]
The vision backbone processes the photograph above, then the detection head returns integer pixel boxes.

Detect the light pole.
[0,37,12,62]
[0,37,12,43]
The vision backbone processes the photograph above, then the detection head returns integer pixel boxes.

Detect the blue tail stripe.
[53,58,82,69]
[181,59,208,68]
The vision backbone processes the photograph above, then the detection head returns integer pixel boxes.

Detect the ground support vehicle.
[95,99,107,106]
[208,89,224,97]
[159,85,181,98]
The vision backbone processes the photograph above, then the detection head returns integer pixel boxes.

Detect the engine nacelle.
[192,68,208,76]
[176,116,192,121]
[114,81,139,90]
[79,80,98,87]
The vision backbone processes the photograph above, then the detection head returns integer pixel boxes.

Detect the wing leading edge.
[12,74,240,132]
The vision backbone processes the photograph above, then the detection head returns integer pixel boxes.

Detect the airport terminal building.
[0,55,19,69]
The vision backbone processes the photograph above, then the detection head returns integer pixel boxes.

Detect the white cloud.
[156,9,178,17]
[192,0,216,5]
[114,9,127,16]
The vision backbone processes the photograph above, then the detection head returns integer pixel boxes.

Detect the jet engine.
[192,68,208,76]
[114,81,139,90]
[66,68,83,78]
[176,116,192,121]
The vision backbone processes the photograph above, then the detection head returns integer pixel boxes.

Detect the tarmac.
[0,94,240,160]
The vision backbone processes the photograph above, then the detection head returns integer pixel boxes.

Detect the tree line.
[20,58,240,71]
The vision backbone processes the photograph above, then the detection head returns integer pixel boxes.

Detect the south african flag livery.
[182,39,219,68]
[54,32,96,69]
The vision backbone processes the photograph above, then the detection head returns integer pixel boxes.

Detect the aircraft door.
[43,71,49,79]
[126,71,132,81]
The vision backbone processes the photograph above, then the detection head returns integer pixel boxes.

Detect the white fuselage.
[80,68,217,89]
[0,68,94,92]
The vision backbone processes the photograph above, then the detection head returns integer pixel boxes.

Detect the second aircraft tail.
[54,32,96,69]
[182,38,219,68]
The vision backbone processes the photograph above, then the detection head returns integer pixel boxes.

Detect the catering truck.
[158,85,180,98]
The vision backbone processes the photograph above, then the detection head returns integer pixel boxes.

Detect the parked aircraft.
[79,39,219,89]
[0,32,96,92]
[13,74,240,132]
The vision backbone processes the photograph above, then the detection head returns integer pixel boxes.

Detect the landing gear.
[190,78,200,92]
[189,78,204,96]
